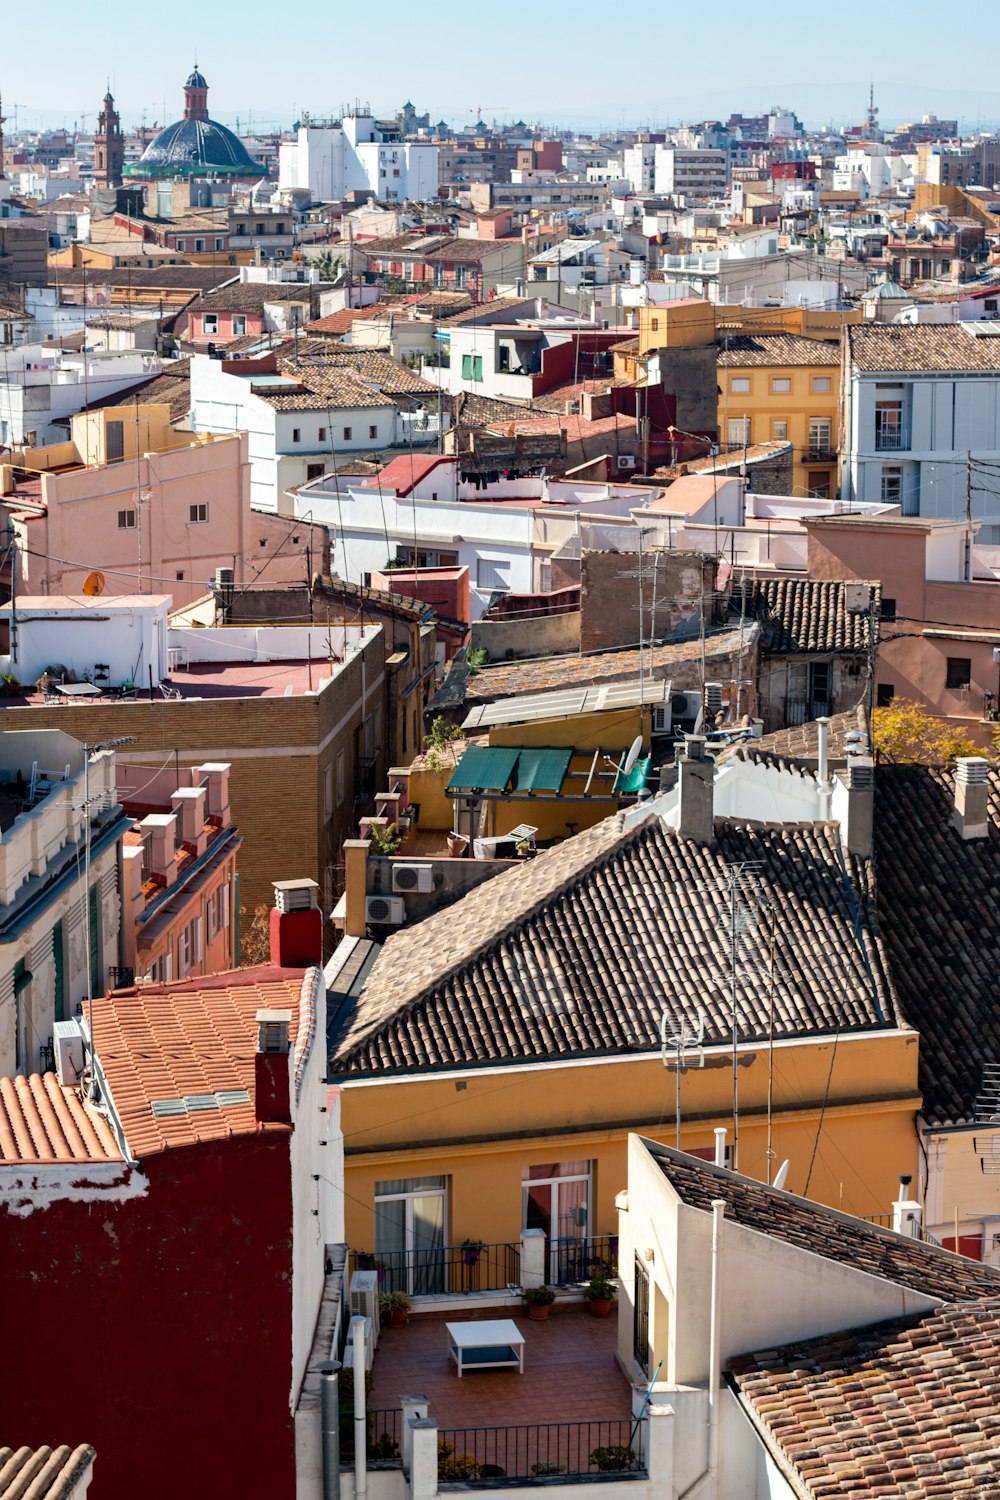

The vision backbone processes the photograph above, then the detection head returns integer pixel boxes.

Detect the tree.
[313,250,342,279]
[239,903,271,966]
[872,699,985,764]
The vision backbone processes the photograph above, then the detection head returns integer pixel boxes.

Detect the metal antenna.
[661,1006,706,1150]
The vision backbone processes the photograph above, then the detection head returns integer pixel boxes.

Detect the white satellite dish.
[622,735,643,778]
[772,1160,791,1191]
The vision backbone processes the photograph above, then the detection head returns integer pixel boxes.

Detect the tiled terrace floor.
[368,1304,633,1434]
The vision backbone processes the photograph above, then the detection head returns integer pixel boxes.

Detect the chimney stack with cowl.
[952,757,990,841]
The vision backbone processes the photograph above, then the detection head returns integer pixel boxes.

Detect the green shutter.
[13,957,25,1073]
[89,886,100,999]
[462,354,473,379]
[473,355,483,381]
[52,920,65,1023]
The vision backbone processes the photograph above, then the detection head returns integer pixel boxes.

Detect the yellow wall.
[719,359,840,498]
[638,302,858,356]
[924,1125,1000,1257]
[340,1029,921,1256]
[908,181,1000,231]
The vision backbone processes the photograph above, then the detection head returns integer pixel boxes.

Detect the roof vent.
[956,756,989,786]
[257,1007,293,1055]
[846,759,874,791]
[273,878,320,912]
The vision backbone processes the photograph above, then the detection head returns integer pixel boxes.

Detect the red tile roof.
[307,304,389,334]
[92,965,315,1159]
[371,453,453,496]
[0,1445,96,1499]
[0,1073,121,1162]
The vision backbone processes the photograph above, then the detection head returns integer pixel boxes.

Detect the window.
[292,427,301,443]
[807,472,831,498]
[177,917,203,978]
[808,417,833,457]
[195,238,205,253]
[770,377,791,393]
[318,426,327,441]
[812,376,832,394]
[306,462,324,481]
[880,466,902,504]
[343,426,352,441]
[232,315,247,336]
[189,503,208,524]
[522,1160,592,1284]
[476,557,511,591]
[255,223,264,235]
[880,598,897,622]
[236,223,246,236]
[727,417,751,446]
[876,683,895,707]
[374,703,383,753]
[118,509,136,529]
[374,1176,447,1295]
[633,1254,651,1377]
[206,883,230,943]
[772,420,788,441]
[215,238,224,251]
[369,424,378,439]
[336,749,345,807]
[147,950,173,984]
[946,656,971,690]
[461,353,484,381]
[105,419,124,462]
[203,314,218,334]
[731,376,751,394]
[875,398,904,450]
[324,764,334,820]
[176,570,185,581]
[650,317,660,332]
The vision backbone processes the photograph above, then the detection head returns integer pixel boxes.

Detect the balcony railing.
[550,1235,618,1286]
[806,446,836,463]
[436,1419,645,1485]
[341,1408,403,1469]
[875,426,906,451]
[351,1243,521,1297]
[108,966,135,990]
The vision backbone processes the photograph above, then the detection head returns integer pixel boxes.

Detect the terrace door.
[374,1176,446,1295]
[522,1161,591,1285]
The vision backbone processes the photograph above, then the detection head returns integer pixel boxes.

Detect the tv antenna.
[660,1005,706,1150]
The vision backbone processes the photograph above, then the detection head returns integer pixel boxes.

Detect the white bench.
[446,1318,525,1378]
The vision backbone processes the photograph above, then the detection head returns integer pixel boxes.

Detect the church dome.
[129,67,258,178]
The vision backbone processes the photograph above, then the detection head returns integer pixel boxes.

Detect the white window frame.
[189,503,209,524]
[727,417,751,447]
[731,376,751,394]
[476,557,511,591]
[202,313,218,334]
[118,509,136,529]
[232,314,247,336]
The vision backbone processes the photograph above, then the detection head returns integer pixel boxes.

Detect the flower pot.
[527,1302,551,1321]
[447,833,468,858]
[389,1307,406,1328]
[588,1297,613,1318]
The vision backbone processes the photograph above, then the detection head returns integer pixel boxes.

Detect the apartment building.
[278,112,438,204]
[653,147,729,198]
[717,332,841,497]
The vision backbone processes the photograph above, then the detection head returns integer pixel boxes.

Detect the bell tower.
[94,87,124,189]
[183,67,210,123]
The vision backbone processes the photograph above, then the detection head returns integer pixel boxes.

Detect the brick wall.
[580,550,716,655]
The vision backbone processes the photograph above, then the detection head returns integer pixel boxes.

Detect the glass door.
[374,1176,446,1295]
[522,1161,591,1284]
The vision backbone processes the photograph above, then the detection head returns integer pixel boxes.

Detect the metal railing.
[108,966,135,990]
[551,1235,618,1286]
[875,426,906,452]
[351,1243,521,1297]
[368,1409,403,1469]
[437,1419,645,1485]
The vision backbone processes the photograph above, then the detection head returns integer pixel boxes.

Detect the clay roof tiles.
[0,1446,96,1500]
[333,809,900,1074]
[731,1301,1000,1498]
[717,332,841,367]
[0,1073,121,1162]
[848,322,1000,372]
[464,630,745,702]
[735,577,879,654]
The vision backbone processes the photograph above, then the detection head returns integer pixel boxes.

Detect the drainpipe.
[353,1315,368,1499]
[816,715,832,821]
[714,1128,727,1167]
[679,1199,725,1500]
[318,1359,341,1500]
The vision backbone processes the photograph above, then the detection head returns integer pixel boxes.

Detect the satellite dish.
[83,570,105,597]
[622,735,643,778]
[773,1160,791,1191]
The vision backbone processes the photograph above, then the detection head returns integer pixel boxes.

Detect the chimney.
[892,1173,922,1238]
[677,734,714,843]
[952,756,990,840]
[140,812,177,885]
[170,785,208,856]
[342,839,371,939]
[255,1007,292,1124]
[838,755,874,856]
[269,879,323,967]
[197,762,231,824]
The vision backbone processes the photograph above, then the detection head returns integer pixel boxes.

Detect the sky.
[5,0,1000,134]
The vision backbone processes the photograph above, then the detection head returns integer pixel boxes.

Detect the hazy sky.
[5,0,1000,133]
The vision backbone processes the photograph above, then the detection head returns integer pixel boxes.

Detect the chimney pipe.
[837,755,874,856]
[714,1127,727,1167]
[952,756,990,841]
[677,735,714,843]
[816,716,832,819]
[318,1360,342,1500]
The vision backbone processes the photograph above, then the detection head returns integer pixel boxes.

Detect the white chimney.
[952,756,989,841]
[677,734,714,843]
[891,1173,922,1238]
[838,755,874,856]
[141,812,177,884]
[257,1007,293,1055]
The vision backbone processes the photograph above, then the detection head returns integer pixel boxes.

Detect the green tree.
[872,699,985,764]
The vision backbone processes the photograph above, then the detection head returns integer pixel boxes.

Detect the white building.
[0,594,173,689]
[832,147,914,199]
[841,322,1000,537]
[653,147,729,199]
[623,142,657,195]
[278,112,438,205]
[0,345,162,448]
[0,730,127,1078]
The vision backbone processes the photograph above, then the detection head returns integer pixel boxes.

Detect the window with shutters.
[477,558,511,590]
[727,417,751,446]
[177,917,203,978]
[52,921,65,1024]
[105,420,125,462]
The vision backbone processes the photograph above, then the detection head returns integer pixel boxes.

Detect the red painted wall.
[0,1133,295,1500]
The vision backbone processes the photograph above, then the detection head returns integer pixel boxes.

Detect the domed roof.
[135,116,257,176]
[186,67,208,89]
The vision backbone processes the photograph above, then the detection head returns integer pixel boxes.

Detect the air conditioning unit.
[391,862,434,894]
[349,1270,381,1346]
[53,1018,85,1088]
[704,681,723,717]
[365,894,405,925]
[670,691,704,734]
[617,454,637,470]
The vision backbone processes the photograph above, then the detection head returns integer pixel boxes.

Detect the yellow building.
[637,297,856,358]
[717,331,842,497]
[330,789,922,1290]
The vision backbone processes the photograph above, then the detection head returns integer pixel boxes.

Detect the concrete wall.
[580,550,715,655]
[469,610,580,661]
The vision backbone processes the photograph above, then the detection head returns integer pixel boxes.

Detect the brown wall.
[580,549,716,655]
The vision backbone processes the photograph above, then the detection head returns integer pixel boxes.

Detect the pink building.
[116,760,241,984]
[0,403,329,607]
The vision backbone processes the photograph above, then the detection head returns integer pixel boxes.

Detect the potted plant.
[461,1238,486,1266]
[589,1445,636,1473]
[524,1285,556,1321]
[379,1289,412,1328]
[583,1273,618,1318]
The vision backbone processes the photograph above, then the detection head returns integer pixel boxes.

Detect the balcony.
[350,1236,618,1299]
[806,447,836,464]
[874,426,906,452]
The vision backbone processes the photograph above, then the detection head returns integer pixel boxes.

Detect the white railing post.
[520,1227,546,1289]
[409,1417,439,1500]
[400,1395,429,1475]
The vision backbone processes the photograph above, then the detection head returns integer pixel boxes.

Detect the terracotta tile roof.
[0,1446,96,1499]
[731,1301,1000,1497]
[653,440,793,482]
[194,282,317,313]
[718,707,869,771]
[333,809,899,1073]
[49,267,236,292]
[307,304,390,334]
[257,348,441,413]
[733,577,879,654]
[874,763,1000,1125]
[848,323,1000,372]
[91,965,315,1159]
[650,1143,1000,1302]
[452,392,541,430]
[464,629,745,702]
[0,1073,121,1162]
[437,297,535,326]
[717,333,841,367]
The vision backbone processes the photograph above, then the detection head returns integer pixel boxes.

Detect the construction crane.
[468,105,509,128]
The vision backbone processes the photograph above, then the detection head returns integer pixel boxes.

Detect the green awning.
[446,745,520,791]
[613,753,651,795]
[513,747,572,792]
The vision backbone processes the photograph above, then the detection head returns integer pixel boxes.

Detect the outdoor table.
[446,1318,525,1378]
[55,683,101,697]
